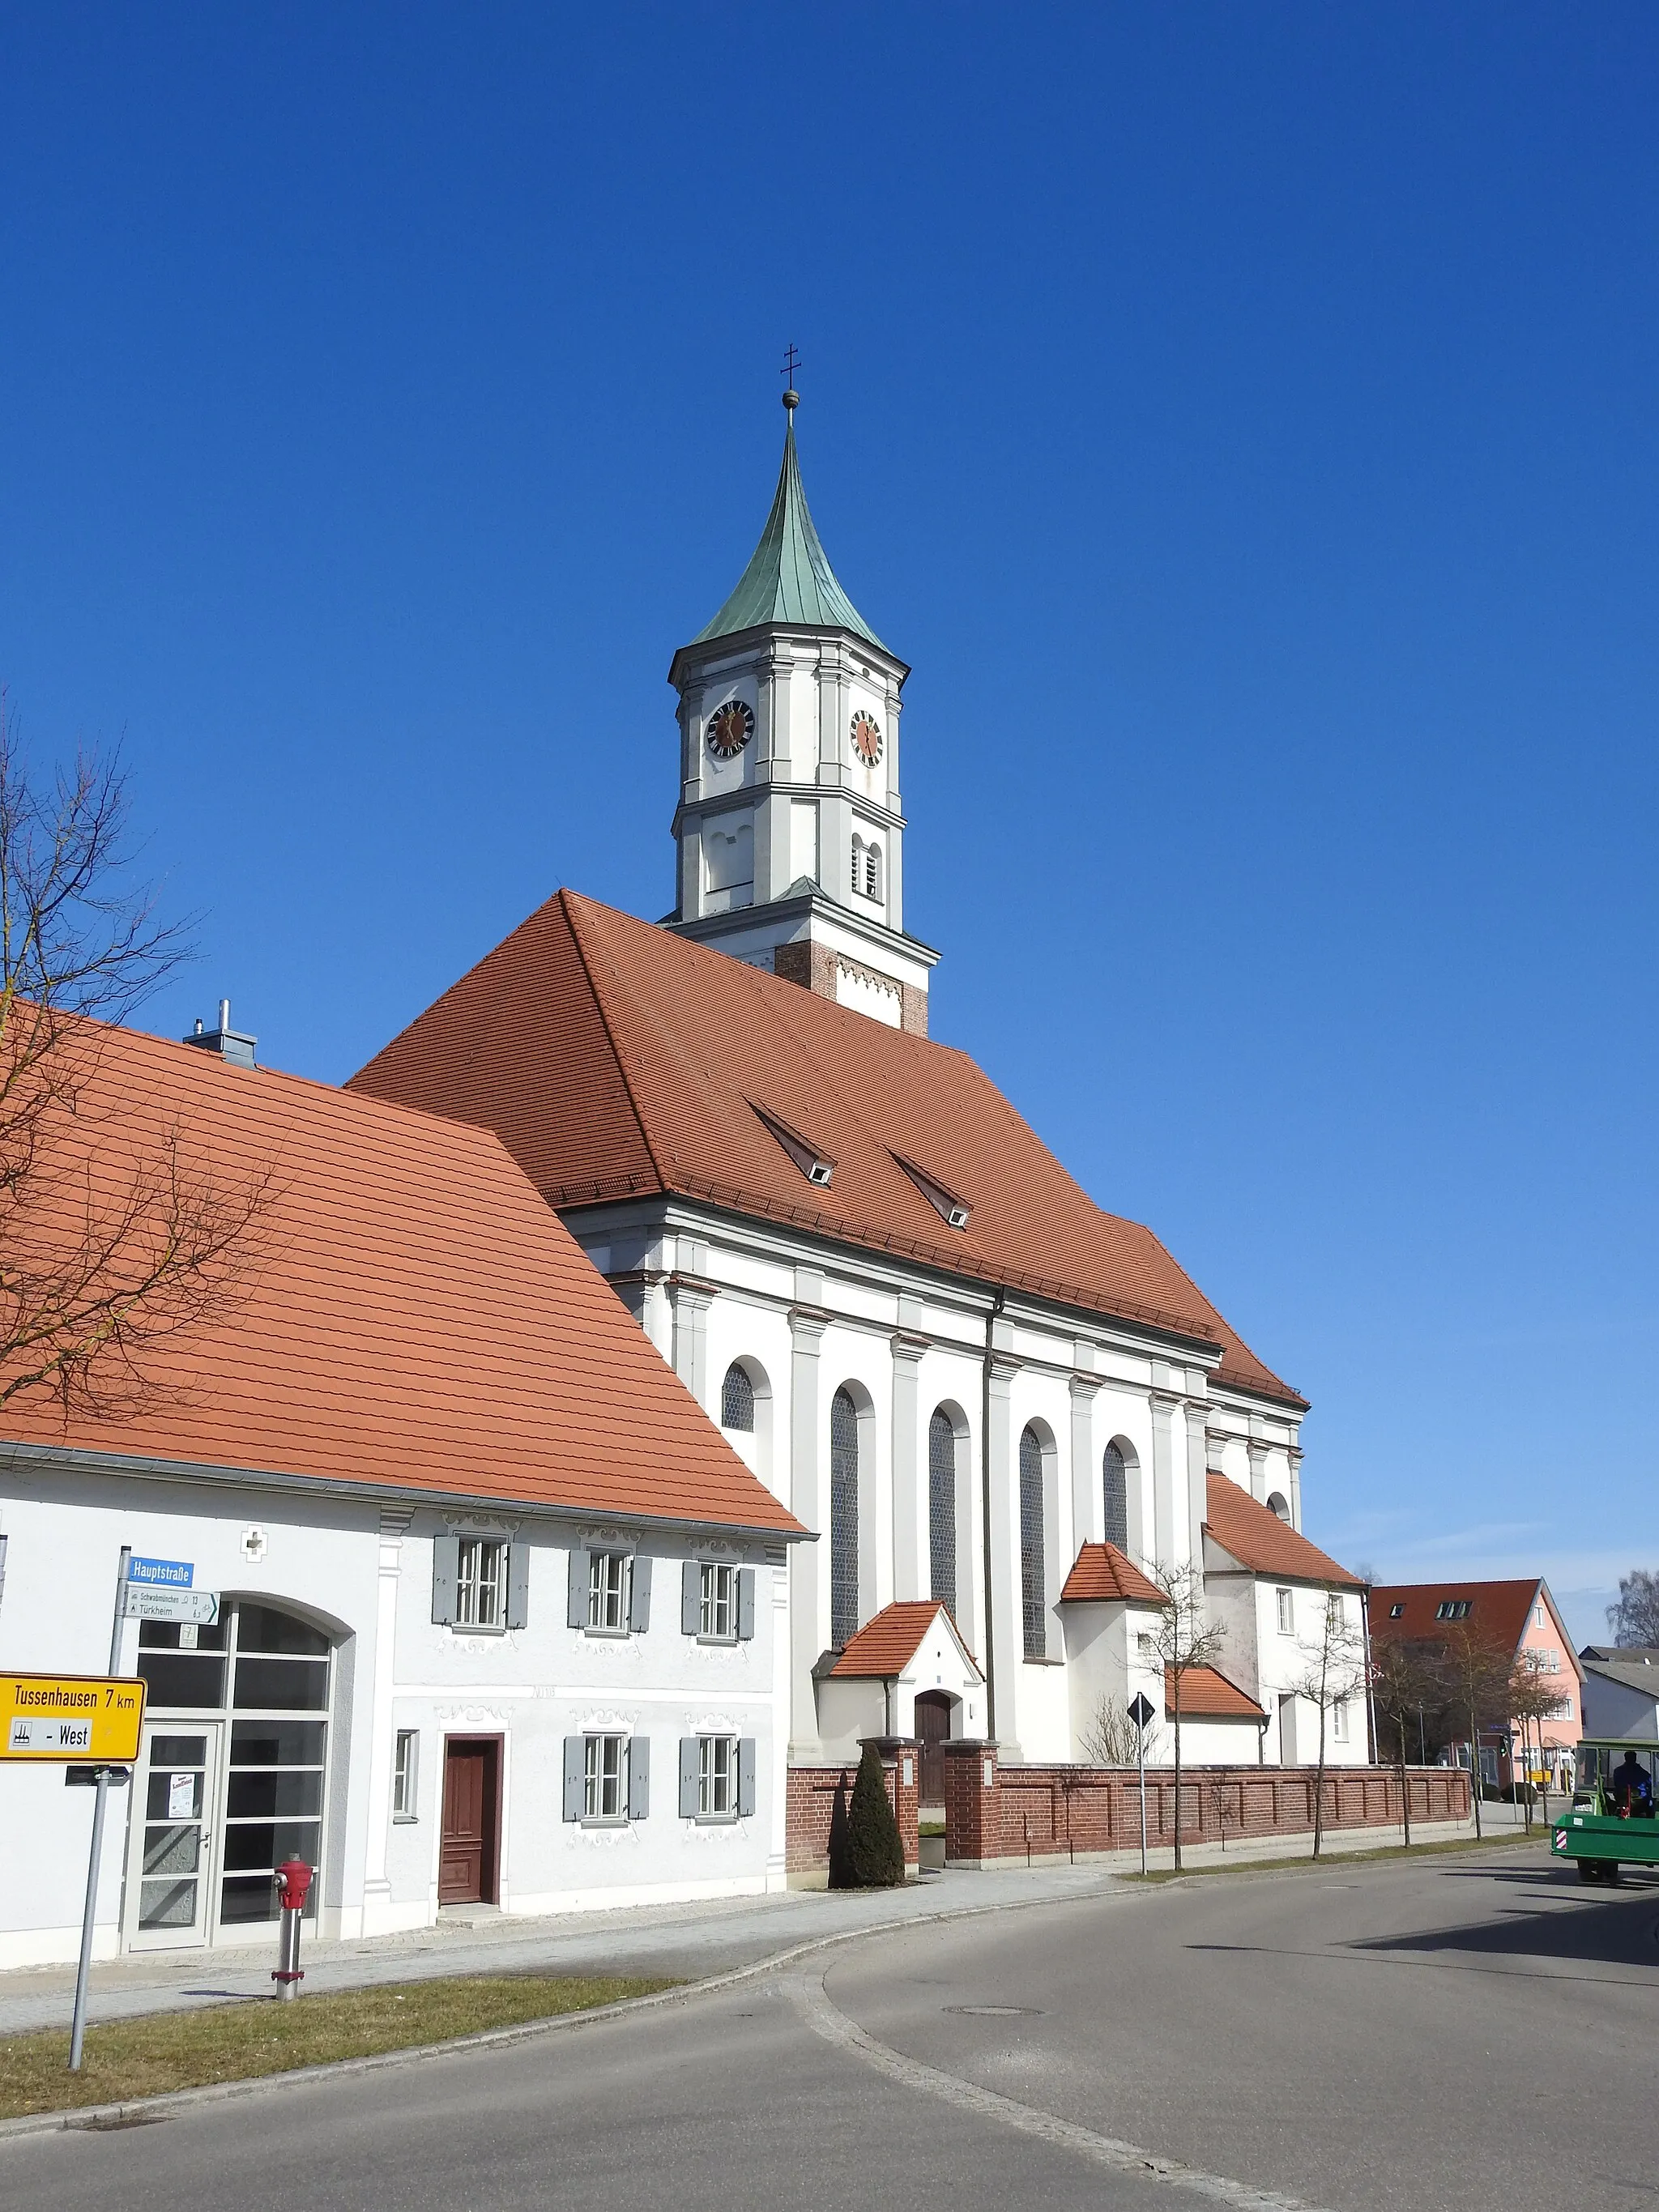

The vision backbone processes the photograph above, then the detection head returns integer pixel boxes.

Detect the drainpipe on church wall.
[980,1291,1004,1742]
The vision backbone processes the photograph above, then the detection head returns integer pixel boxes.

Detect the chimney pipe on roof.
[182,999,258,1072]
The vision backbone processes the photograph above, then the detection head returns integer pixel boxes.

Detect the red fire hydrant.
[272,1859,313,2000]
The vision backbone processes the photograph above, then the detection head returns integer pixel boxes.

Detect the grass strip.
[0,1972,678,2121]
[1118,1828,1553,1884]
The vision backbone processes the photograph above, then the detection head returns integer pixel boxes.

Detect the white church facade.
[351,394,1370,1781]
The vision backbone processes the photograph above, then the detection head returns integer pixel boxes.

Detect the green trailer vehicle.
[1550,1738,1659,1882]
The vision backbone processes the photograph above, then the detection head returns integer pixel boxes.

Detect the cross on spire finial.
[781,343,801,412]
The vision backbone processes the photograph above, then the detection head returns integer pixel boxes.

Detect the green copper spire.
[693,402,885,651]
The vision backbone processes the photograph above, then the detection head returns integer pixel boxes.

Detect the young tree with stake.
[1288,1585,1368,1859]
[1145,1558,1227,1872]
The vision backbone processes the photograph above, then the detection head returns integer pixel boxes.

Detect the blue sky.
[3,6,1654,1642]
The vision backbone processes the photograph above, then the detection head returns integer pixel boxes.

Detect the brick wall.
[787,1741,921,1878]
[944,1752,1471,1865]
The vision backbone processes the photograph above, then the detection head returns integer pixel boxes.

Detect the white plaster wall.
[0,1470,791,1967]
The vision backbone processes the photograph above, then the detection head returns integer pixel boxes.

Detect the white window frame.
[1333,1698,1350,1744]
[587,1549,631,1635]
[700,1561,737,1642]
[392,1728,419,1821]
[584,1733,626,1822]
[699,1733,737,1819]
[1275,1588,1294,1636]
[456,1536,507,1630]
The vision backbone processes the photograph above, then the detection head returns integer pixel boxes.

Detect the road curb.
[0,1877,1124,2146]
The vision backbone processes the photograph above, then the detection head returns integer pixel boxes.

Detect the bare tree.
[1440,1625,1515,1840]
[1506,1650,1570,1830]
[1144,1558,1228,1872]
[0,701,271,1414]
[1369,1636,1446,1850]
[1607,1569,1659,1648]
[1080,1690,1146,1768]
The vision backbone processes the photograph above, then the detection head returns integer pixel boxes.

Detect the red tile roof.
[0,1019,801,1536]
[830,1600,977,1677]
[349,891,1303,1404]
[1166,1665,1265,1721]
[1204,1474,1361,1589]
[1368,1579,1578,1673]
[1059,1542,1166,1607]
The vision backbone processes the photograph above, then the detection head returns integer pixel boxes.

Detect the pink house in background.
[1367,1578,1583,1791]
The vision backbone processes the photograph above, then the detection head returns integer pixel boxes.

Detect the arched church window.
[830,1387,860,1648]
[721,1362,755,1434]
[1267,1491,1290,1524]
[928,1409,957,1613]
[864,842,882,900]
[1020,1425,1046,1659]
[1103,1443,1128,1550]
[850,833,864,895]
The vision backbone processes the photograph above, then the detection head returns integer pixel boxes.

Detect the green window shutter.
[629,1554,653,1635]
[678,1737,699,1818]
[737,1737,757,1819]
[567,1546,588,1630]
[627,1734,650,1820]
[431,1535,459,1625]
[681,1560,701,1636]
[562,1737,585,1822]
[736,1567,756,1640]
[505,1544,530,1630]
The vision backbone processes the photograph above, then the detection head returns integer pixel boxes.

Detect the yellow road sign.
[2,1673,145,1762]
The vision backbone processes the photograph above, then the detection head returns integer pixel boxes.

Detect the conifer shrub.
[832,1742,905,1888]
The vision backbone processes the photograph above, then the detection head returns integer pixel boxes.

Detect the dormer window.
[1435,1599,1473,1621]
[893,1153,970,1230]
[751,1102,834,1187]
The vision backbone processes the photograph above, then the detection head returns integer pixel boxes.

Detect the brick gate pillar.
[943,1740,1000,1865]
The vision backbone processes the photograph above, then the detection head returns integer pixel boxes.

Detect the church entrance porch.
[915,1690,953,1812]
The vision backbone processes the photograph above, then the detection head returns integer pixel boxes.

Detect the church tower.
[663,391,937,1033]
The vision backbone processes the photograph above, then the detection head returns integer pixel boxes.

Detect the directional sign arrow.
[119,1587,220,1625]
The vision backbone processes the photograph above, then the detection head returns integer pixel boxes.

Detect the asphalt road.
[6,1842,1654,2212]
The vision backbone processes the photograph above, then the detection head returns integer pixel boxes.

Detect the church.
[350,391,1367,1784]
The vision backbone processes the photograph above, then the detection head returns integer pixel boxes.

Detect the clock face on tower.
[706,698,755,759]
[850,710,883,767]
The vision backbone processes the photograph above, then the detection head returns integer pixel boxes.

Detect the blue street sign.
[126,1557,194,1589]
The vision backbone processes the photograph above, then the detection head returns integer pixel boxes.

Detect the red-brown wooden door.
[915,1692,953,1807]
[438,1737,500,1904]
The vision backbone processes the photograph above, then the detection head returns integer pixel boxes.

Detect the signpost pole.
[68,1545,131,2073]
[1137,1719,1148,1877]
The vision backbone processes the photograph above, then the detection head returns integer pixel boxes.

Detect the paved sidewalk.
[0,1865,1118,2039]
[0,1804,1516,2041]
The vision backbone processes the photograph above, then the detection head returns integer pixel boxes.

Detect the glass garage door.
[133,1600,332,1946]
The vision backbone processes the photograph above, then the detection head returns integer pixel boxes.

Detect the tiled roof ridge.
[1059,1540,1167,1608]
[1370,1577,1542,1600]
[561,895,1292,1364]
[1166,1660,1267,1720]
[1204,1473,1362,1588]
[1128,1213,1303,1409]
[560,890,672,1196]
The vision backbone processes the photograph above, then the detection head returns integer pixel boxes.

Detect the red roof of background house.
[1059,1542,1166,1606]
[1166,1665,1266,1720]
[0,1020,800,1536]
[1368,1580,1579,1674]
[830,1600,978,1677]
[1204,1473,1361,1588]
[348,891,1303,1405]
